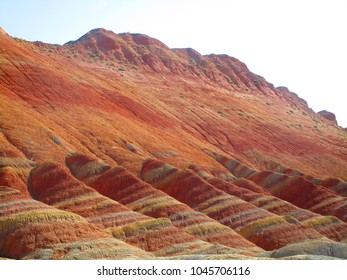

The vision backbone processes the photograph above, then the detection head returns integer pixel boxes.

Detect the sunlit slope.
[0,27,347,259]
[1,28,346,178]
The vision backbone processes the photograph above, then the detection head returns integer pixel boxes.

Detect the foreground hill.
[0,27,346,259]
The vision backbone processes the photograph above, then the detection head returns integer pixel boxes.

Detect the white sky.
[0,0,346,127]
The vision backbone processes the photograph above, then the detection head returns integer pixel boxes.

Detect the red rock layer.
[203,176,347,242]
[318,110,338,125]
[0,186,152,259]
[0,133,33,197]
[262,160,305,177]
[141,159,324,250]
[249,171,347,222]
[318,178,347,197]
[28,163,151,228]
[250,159,347,198]
[213,152,347,223]
[29,162,231,256]
[66,153,262,254]
[2,27,346,181]
[1,27,347,258]
[261,160,347,197]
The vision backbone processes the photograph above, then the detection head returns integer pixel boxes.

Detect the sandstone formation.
[0,27,346,259]
[318,110,338,125]
[0,186,152,259]
[28,162,242,256]
[66,153,262,255]
[140,159,325,250]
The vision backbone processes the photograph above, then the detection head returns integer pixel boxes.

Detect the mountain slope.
[0,27,347,259]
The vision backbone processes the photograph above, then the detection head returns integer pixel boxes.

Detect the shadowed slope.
[318,178,347,197]
[0,186,152,259]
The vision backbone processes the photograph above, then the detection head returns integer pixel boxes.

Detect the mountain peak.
[119,32,169,48]
[88,27,113,34]
[66,28,168,49]
[65,27,120,47]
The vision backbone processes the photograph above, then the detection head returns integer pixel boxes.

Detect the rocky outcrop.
[318,110,338,124]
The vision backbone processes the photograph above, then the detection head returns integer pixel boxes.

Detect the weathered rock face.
[318,110,338,125]
[0,27,347,259]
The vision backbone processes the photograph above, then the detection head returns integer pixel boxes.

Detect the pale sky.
[0,0,346,127]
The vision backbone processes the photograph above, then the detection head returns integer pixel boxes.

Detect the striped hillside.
[202,175,347,243]
[141,159,325,250]
[65,153,263,255]
[211,152,347,223]
[318,178,347,197]
[0,186,152,259]
[29,162,247,257]
[0,133,34,197]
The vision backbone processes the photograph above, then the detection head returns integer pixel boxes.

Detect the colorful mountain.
[0,27,346,259]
